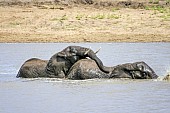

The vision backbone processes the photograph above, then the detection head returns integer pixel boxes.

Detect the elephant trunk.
[85,50,111,73]
[16,71,21,78]
[70,46,112,73]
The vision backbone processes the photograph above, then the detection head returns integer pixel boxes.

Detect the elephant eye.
[70,48,77,53]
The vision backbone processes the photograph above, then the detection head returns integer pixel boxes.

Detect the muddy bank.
[0,0,170,42]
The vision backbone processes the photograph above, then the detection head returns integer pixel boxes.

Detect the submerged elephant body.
[67,59,110,79]
[45,46,110,78]
[67,59,158,80]
[17,46,109,78]
[17,58,158,79]
[16,58,48,78]
[109,61,158,79]
[17,45,158,79]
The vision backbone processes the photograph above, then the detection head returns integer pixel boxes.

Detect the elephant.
[45,46,110,78]
[67,59,158,80]
[17,46,110,78]
[109,61,158,79]
[17,45,158,79]
[16,58,48,78]
[17,58,158,79]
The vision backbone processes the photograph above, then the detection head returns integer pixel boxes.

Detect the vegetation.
[9,22,21,26]
[51,14,68,21]
[145,5,170,20]
[75,14,85,20]
[111,8,120,12]
[149,0,159,4]
[149,0,170,4]
[52,13,121,22]
[145,6,167,13]
[160,13,170,20]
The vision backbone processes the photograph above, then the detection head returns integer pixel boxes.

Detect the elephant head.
[64,46,111,74]
[45,46,111,78]
[135,62,158,79]
[110,61,158,79]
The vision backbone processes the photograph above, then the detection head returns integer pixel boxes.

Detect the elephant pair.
[17,46,158,80]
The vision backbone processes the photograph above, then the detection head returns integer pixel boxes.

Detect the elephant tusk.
[84,49,91,55]
[94,47,101,54]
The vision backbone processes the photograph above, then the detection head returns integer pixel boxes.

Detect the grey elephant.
[67,59,158,79]
[45,46,110,78]
[17,56,158,79]
[17,46,158,79]
[17,46,110,78]
[16,58,48,78]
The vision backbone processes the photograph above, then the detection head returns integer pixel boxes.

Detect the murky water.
[0,43,170,113]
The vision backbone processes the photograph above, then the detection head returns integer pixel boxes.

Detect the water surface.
[0,43,170,113]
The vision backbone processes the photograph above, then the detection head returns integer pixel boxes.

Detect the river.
[0,43,170,113]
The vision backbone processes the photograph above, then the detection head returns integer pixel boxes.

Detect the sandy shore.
[0,0,170,42]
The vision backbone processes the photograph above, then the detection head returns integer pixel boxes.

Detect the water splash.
[156,67,170,81]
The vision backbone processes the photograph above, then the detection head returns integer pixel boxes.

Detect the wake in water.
[20,77,101,83]
[156,68,170,81]
[20,72,170,83]
[19,77,154,86]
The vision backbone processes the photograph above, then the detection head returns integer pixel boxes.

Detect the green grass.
[145,6,168,13]
[75,14,84,20]
[160,13,170,20]
[9,22,21,26]
[51,14,68,21]
[52,13,121,21]
[89,13,120,20]
[166,0,170,3]
[149,0,160,4]
[145,5,170,21]
[60,15,68,20]
[107,14,120,19]
[111,7,120,12]
[90,14,105,19]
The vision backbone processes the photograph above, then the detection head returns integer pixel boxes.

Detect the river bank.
[0,0,170,42]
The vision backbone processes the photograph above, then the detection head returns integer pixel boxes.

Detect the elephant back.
[67,59,109,80]
[17,58,48,78]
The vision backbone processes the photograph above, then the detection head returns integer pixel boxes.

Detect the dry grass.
[0,0,170,42]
